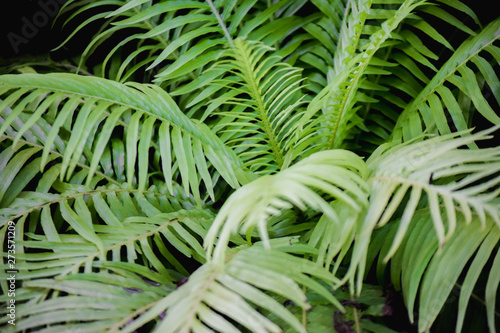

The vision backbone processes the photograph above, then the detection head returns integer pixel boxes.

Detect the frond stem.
[109,299,164,333]
[1,134,120,186]
[302,285,307,329]
[0,186,165,228]
[351,293,361,333]
[206,0,234,48]
[329,0,421,148]
[328,66,362,149]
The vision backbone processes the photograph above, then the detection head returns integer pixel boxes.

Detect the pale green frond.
[307,200,361,270]
[417,216,492,331]
[129,244,340,333]
[345,126,500,293]
[205,149,369,262]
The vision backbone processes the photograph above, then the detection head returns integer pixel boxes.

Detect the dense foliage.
[1,0,499,332]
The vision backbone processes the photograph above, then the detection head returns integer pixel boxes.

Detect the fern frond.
[1,196,213,286]
[301,0,425,153]
[209,39,312,173]
[58,0,312,90]
[346,0,483,150]
[0,271,170,332]
[0,73,249,203]
[346,126,500,293]
[205,149,369,262]
[298,0,486,154]
[126,243,341,333]
[393,17,500,141]
[370,209,500,332]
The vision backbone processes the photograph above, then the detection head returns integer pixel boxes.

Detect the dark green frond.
[394,18,500,141]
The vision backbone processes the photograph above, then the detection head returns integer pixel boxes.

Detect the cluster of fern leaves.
[1,0,499,332]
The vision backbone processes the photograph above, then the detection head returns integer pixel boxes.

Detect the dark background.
[0,0,497,61]
[1,0,71,61]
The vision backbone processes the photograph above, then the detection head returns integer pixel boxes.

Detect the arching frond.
[346,126,500,292]
[0,73,249,204]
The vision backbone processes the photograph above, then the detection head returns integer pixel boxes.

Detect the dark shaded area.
[1,0,70,60]
[0,0,497,60]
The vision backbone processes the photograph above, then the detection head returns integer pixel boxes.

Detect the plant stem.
[302,285,307,329]
[206,0,234,48]
[351,294,361,333]
[455,283,500,318]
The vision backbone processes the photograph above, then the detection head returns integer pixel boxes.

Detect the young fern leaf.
[212,38,313,173]
[300,0,481,153]
[332,0,372,77]
[303,0,425,152]
[348,0,483,150]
